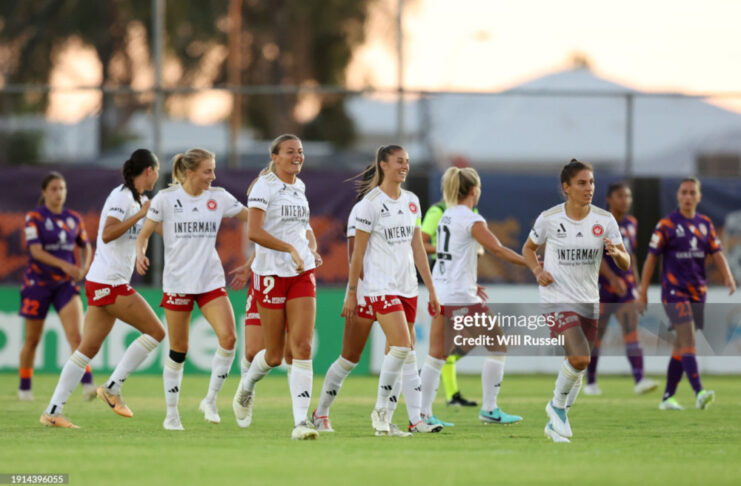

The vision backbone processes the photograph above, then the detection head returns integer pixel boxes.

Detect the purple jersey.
[599,214,638,301]
[648,209,722,303]
[23,206,89,287]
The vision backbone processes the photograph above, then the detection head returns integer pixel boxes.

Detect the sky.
[347,0,741,106]
[47,0,741,122]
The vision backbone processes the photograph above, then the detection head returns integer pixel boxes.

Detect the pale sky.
[348,0,741,102]
[47,0,741,122]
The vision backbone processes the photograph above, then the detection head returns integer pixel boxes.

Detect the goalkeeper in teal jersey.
[421,200,478,407]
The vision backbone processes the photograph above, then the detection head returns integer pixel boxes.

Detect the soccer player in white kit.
[419,167,527,427]
[232,134,322,440]
[136,148,249,431]
[522,159,630,443]
[342,144,442,435]
[41,149,165,428]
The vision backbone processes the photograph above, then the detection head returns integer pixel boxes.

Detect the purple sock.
[662,357,683,400]
[680,354,703,394]
[19,377,32,391]
[625,342,644,383]
[81,370,93,385]
[587,345,600,384]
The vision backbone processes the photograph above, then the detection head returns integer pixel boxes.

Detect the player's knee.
[219,331,237,350]
[569,355,590,370]
[291,340,312,360]
[264,350,283,367]
[150,325,166,342]
[342,349,362,363]
[22,336,41,349]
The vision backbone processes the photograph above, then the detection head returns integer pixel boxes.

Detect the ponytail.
[170,148,213,186]
[122,148,159,204]
[263,134,300,176]
[441,166,480,207]
[355,144,404,197]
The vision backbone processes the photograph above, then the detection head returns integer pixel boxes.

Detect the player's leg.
[314,314,374,431]
[57,294,96,399]
[241,324,264,378]
[479,315,521,424]
[420,314,446,419]
[399,300,427,430]
[40,306,115,428]
[96,291,164,416]
[19,318,44,400]
[674,305,713,409]
[372,306,411,435]
[198,294,237,424]
[617,303,656,394]
[585,308,610,396]
[162,307,191,430]
[286,296,319,439]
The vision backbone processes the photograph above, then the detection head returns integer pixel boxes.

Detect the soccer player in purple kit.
[639,178,736,411]
[19,172,95,401]
[584,182,657,396]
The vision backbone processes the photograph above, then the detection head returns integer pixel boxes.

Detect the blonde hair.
[680,177,701,193]
[355,144,404,196]
[261,134,301,176]
[441,166,480,207]
[171,148,214,185]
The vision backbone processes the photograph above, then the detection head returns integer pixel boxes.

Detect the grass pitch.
[2,373,740,486]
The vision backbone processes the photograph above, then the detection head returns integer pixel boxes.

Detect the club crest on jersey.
[45,219,54,230]
[409,202,418,214]
[592,224,604,237]
[66,217,76,229]
[676,225,685,238]
[207,199,218,211]
[699,223,707,236]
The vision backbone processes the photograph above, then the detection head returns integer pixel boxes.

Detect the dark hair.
[606,181,630,199]
[123,149,159,204]
[355,145,405,196]
[679,177,701,192]
[38,171,65,205]
[560,159,594,188]
[348,163,377,203]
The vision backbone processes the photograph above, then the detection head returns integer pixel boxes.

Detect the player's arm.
[471,221,526,266]
[307,228,322,267]
[102,200,152,243]
[523,238,553,286]
[711,251,736,295]
[412,227,440,316]
[78,241,93,280]
[637,253,658,305]
[599,257,627,297]
[421,231,436,255]
[604,239,630,270]
[28,244,79,278]
[420,206,442,255]
[135,218,158,275]
[247,207,303,272]
[342,229,369,318]
[630,252,640,285]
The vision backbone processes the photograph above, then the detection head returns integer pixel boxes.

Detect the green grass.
[2,373,740,486]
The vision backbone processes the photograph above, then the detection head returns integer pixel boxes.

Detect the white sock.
[240,349,273,394]
[290,359,313,426]
[401,351,422,424]
[240,356,251,379]
[387,376,402,422]
[420,356,445,417]
[206,346,235,402]
[106,334,159,396]
[552,360,582,409]
[566,373,584,410]
[482,355,505,411]
[286,364,292,380]
[375,346,409,409]
[316,356,357,417]
[46,351,90,415]
[163,357,184,415]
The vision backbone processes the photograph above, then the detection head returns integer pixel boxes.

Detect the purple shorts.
[599,285,638,305]
[663,300,705,331]
[19,280,80,320]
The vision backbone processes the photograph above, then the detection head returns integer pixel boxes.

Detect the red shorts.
[366,295,417,323]
[244,282,260,326]
[355,297,376,321]
[160,287,227,311]
[85,281,136,307]
[253,270,316,310]
[546,311,598,342]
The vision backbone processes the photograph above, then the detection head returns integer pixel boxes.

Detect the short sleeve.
[105,189,131,222]
[147,192,165,223]
[221,190,245,218]
[354,199,376,234]
[421,205,443,236]
[628,218,638,253]
[707,219,722,254]
[528,212,547,246]
[467,212,487,234]
[648,220,668,255]
[347,205,358,238]
[410,194,422,227]
[247,178,270,211]
[606,215,621,245]
[24,212,41,246]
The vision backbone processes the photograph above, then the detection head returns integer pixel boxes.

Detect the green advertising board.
[0,286,369,375]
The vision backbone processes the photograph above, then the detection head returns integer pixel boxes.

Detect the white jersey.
[346,202,367,301]
[147,184,244,294]
[86,185,147,285]
[354,187,422,298]
[529,203,621,317]
[432,205,486,305]
[248,172,315,277]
